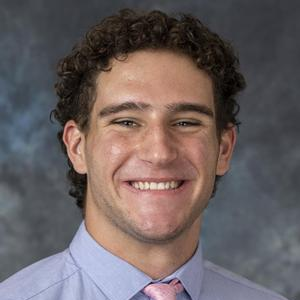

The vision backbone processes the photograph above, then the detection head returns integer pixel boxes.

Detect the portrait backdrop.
[0,1,299,299]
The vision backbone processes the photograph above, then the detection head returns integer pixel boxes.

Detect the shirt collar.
[69,222,203,300]
[165,244,204,300]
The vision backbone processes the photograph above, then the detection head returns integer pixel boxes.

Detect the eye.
[173,120,201,127]
[111,119,139,128]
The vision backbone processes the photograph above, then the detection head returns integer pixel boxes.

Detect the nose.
[137,125,178,166]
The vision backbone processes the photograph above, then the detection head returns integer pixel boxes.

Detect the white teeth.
[131,181,181,190]
[157,182,165,190]
[133,182,139,189]
[150,182,157,190]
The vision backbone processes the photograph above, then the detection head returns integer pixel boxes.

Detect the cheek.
[184,134,219,166]
[87,131,132,171]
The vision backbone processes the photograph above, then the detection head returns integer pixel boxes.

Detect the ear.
[216,125,237,176]
[63,120,87,174]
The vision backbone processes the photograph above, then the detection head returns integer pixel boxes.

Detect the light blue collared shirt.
[0,222,288,300]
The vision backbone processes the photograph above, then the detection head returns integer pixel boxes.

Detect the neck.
[85,203,201,279]
[118,224,200,279]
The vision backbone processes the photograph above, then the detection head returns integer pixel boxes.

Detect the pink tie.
[143,279,184,300]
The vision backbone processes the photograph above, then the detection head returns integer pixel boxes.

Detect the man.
[0,9,288,300]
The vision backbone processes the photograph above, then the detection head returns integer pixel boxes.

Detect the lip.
[121,180,190,195]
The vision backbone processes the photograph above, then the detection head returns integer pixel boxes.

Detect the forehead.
[94,50,215,113]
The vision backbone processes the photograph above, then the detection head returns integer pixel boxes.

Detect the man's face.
[65,50,235,244]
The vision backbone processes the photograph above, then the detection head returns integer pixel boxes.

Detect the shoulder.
[202,260,288,300]
[0,249,80,300]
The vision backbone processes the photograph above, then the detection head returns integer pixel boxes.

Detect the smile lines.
[129,181,183,190]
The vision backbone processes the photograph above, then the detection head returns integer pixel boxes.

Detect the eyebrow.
[165,102,214,118]
[99,101,151,117]
[98,101,214,118]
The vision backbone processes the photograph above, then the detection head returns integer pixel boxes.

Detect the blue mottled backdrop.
[0,1,299,299]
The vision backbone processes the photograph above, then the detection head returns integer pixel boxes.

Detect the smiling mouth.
[129,180,184,191]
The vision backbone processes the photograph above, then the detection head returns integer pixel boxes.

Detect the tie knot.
[143,279,184,300]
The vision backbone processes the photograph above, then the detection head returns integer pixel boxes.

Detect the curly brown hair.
[51,9,246,211]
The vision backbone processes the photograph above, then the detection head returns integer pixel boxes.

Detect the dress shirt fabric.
[0,222,288,300]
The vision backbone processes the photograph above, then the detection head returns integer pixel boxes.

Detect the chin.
[124,221,190,244]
